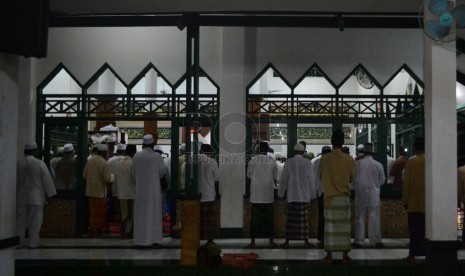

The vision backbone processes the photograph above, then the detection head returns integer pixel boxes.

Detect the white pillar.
[423,29,457,276]
[424,39,457,241]
[218,27,247,233]
[0,53,20,276]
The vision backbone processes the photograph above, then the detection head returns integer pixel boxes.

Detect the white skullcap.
[357,144,365,150]
[116,144,126,151]
[179,144,186,152]
[274,152,286,159]
[25,142,38,150]
[97,144,108,152]
[154,145,163,153]
[294,143,305,152]
[64,143,74,153]
[143,134,154,145]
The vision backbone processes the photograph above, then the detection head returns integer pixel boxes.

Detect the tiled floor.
[14,238,465,261]
[15,238,465,276]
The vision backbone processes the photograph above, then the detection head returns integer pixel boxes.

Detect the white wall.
[255,28,423,86]
[0,53,20,276]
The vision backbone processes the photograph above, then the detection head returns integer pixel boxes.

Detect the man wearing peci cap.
[132,134,167,248]
[247,141,278,248]
[278,143,316,248]
[83,143,114,238]
[352,143,386,249]
[112,144,137,239]
[107,143,127,231]
[54,143,78,190]
[319,129,356,264]
[16,142,57,248]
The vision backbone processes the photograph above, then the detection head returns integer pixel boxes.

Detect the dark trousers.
[408,212,425,257]
[317,193,325,242]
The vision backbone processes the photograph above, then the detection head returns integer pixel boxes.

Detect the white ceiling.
[50,0,423,15]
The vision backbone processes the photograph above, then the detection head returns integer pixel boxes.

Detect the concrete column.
[0,53,20,276]
[218,27,247,235]
[423,36,457,275]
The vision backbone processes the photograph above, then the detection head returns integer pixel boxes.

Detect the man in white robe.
[352,142,386,248]
[132,134,166,248]
[16,142,56,248]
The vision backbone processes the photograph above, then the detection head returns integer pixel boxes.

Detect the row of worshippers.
[82,134,219,248]
[246,130,427,264]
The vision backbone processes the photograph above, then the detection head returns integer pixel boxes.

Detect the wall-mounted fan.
[422,0,465,42]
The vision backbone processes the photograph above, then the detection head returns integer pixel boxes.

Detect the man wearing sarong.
[319,129,355,264]
[247,141,278,248]
[278,143,316,248]
[402,137,425,264]
[198,144,220,242]
[83,143,113,238]
[132,134,166,248]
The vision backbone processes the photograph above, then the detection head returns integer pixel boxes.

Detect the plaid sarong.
[250,203,275,238]
[324,195,351,251]
[200,201,218,240]
[88,197,106,231]
[285,202,309,240]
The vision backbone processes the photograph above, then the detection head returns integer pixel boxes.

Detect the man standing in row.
[17,142,56,248]
[279,143,315,248]
[83,144,113,238]
[132,134,166,248]
[352,143,385,248]
[247,141,278,248]
[112,144,137,239]
[402,137,426,263]
[54,143,77,190]
[198,144,220,243]
[311,145,332,248]
[319,129,355,264]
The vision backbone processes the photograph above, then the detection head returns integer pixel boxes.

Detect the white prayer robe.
[16,155,57,247]
[132,147,166,246]
[353,155,386,245]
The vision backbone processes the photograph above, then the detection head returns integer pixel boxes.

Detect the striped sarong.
[408,212,425,256]
[200,201,218,240]
[250,203,275,238]
[285,202,309,240]
[88,197,106,231]
[324,195,351,251]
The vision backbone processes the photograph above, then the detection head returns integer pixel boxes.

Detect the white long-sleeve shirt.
[311,156,324,197]
[247,154,277,203]
[353,155,386,206]
[278,154,315,203]
[198,154,219,202]
[112,155,136,200]
[17,155,56,205]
